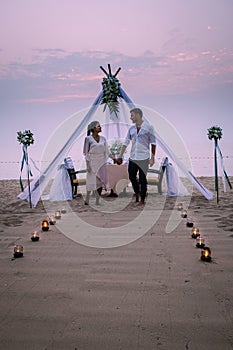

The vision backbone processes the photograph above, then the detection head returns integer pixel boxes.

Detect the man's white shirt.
[123,121,156,160]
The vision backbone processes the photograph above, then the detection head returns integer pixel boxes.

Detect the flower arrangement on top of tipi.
[100,64,123,118]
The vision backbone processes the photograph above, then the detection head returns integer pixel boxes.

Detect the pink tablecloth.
[107,164,129,194]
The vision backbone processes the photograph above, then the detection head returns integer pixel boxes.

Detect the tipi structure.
[17,65,213,207]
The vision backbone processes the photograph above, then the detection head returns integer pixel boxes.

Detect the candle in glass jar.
[49,216,56,225]
[196,236,205,248]
[201,247,211,262]
[55,210,61,219]
[191,227,200,238]
[42,220,49,231]
[31,231,40,241]
[177,203,183,211]
[61,208,66,214]
[186,217,194,228]
[181,210,187,218]
[14,245,24,258]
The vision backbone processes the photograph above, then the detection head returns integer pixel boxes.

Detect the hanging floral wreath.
[207,126,222,140]
[101,76,123,117]
[17,130,34,146]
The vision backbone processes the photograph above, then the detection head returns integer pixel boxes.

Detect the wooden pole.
[114,67,121,77]
[108,64,112,76]
[100,66,108,76]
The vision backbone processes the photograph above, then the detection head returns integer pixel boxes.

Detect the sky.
[1,0,233,178]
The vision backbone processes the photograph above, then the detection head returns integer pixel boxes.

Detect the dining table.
[106,163,129,196]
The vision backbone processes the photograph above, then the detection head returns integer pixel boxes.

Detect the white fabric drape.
[49,164,73,201]
[17,86,213,206]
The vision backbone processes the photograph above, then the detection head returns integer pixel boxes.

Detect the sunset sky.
[1,0,233,177]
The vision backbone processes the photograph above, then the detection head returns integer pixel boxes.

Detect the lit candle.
[186,217,194,228]
[191,227,200,239]
[55,210,61,220]
[14,245,24,258]
[42,220,49,232]
[196,236,205,248]
[61,208,66,214]
[181,210,187,218]
[31,231,40,241]
[49,216,56,225]
[201,247,211,262]
[177,203,183,211]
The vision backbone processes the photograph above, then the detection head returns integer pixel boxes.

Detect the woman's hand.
[86,161,91,172]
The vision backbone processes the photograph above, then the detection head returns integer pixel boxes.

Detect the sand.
[0,178,233,350]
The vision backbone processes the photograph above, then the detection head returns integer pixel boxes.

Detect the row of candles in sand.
[177,202,212,262]
[13,208,67,258]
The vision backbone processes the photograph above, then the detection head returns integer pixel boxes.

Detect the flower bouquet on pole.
[207,125,232,203]
[17,130,34,208]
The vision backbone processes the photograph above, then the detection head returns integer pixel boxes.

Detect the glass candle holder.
[31,231,40,241]
[55,210,61,220]
[196,236,205,248]
[201,246,211,262]
[14,245,24,258]
[42,220,49,232]
[191,227,200,239]
[61,208,67,214]
[49,216,56,225]
[181,210,187,218]
[186,217,194,228]
[177,203,183,211]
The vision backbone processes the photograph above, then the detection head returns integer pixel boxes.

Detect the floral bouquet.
[109,140,123,156]
[17,129,34,146]
[207,126,222,140]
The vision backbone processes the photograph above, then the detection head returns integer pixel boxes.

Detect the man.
[117,108,156,205]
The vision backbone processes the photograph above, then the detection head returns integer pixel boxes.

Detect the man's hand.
[149,155,155,167]
[116,157,123,165]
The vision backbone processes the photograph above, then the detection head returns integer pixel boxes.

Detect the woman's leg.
[85,190,91,205]
[95,187,102,205]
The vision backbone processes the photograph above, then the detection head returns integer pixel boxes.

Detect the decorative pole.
[214,137,219,203]
[207,126,222,204]
[17,130,34,208]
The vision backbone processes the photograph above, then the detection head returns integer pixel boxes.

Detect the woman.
[83,121,110,205]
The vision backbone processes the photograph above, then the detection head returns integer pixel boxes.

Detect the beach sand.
[0,178,233,350]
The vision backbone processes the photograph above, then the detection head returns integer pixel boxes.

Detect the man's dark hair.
[130,108,143,117]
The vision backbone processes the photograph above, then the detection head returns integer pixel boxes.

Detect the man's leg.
[138,159,149,203]
[128,160,140,202]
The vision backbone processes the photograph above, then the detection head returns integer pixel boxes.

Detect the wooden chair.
[66,168,86,197]
[147,165,166,194]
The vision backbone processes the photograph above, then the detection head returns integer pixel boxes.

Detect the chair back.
[64,157,77,181]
